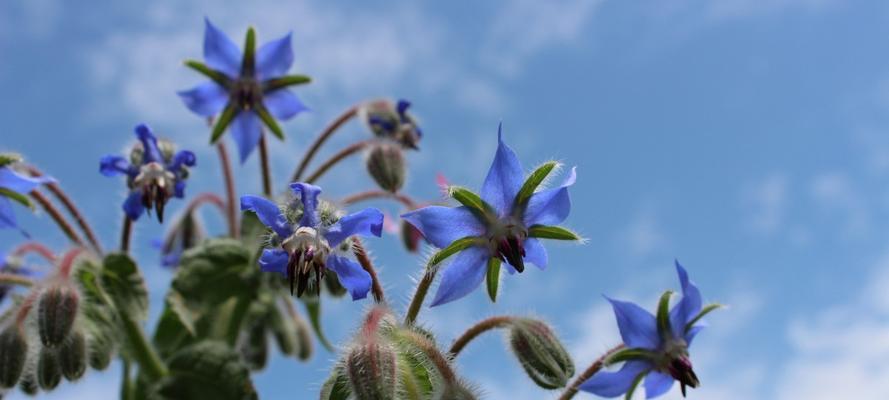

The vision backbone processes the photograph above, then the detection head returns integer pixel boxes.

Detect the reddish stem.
[558,344,626,400]
[216,142,239,238]
[340,190,417,209]
[304,140,372,184]
[58,247,86,279]
[12,242,56,263]
[291,105,359,182]
[26,166,103,254]
[30,190,84,246]
[351,237,385,303]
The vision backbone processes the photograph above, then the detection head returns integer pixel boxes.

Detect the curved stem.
[57,247,85,279]
[304,140,372,184]
[351,237,385,303]
[12,241,56,263]
[120,215,133,253]
[291,105,359,182]
[340,190,417,209]
[27,166,103,254]
[557,344,625,400]
[30,190,84,246]
[0,273,35,288]
[119,309,169,380]
[448,316,515,357]
[216,142,239,238]
[185,192,227,217]
[404,262,439,326]
[258,133,273,197]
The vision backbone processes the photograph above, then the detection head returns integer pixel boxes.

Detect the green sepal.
[263,74,312,91]
[254,104,285,141]
[624,370,647,400]
[183,60,230,88]
[656,290,674,340]
[0,188,34,210]
[605,347,658,366]
[514,161,558,211]
[428,236,483,266]
[486,258,501,302]
[304,297,334,352]
[448,186,495,223]
[241,27,256,77]
[527,225,581,241]
[685,303,722,334]
[210,104,238,144]
[0,153,22,167]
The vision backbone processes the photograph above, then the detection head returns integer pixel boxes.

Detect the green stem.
[557,344,625,400]
[304,140,372,184]
[216,142,239,238]
[121,360,135,400]
[258,132,273,197]
[291,105,359,182]
[119,311,168,381]
[403,262,439,326]
[223,296,252,347]
[448,316,515,357]
[120,215,132,253]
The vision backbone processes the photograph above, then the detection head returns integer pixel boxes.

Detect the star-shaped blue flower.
[179,18,311,163]
[401,124,578,306]
[0,162,56,235]
[241,183,384,300]
[99,124,196,223]
[580,262,719,399]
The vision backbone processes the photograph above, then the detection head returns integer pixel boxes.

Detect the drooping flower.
[241,183,383,300]
[579,262,720,399]
[99,124,196,223]
[360,99,422,149]
[400,124,579,306]
[0,155,56,235]
[179,18,311,163]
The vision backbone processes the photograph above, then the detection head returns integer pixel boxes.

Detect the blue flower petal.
[523,167,576,226]
[259,248,289,275]
[0,167,56,193]
[263,89,308,120]
[480,124,524,216]
[579,361,650,398]
[323,208,383,247]
[230,111,261,163]
[99,155,136,178]
[0,196,18,229]
[644,371,674,399]
[168,150,197,172]
[134,124,163,164]
[289,182,321,228]
[325,254,372,301]
[669,261,703,338]
[400,206,485,249]
[522,238,548,270]
[174,181,186,198]
[256,32,294,80]
[430,246,489,307]
[607,297,661,350]
[685,325,705,346]
[178,81,229,117]
[123,190,145,221]
[203,18,241,78]
[240,195,292,238]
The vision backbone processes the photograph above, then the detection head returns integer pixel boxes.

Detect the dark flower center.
[281,227,330,297]
[134,162,175,223]
[492,223,528,272]
[231,78,263,111]
[667,355,699,397]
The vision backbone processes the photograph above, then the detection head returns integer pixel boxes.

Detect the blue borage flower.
[99,124,196,223]
[0,159,56,235]
[241,183,384,300]
[179,18,310,163]
[401,124,579,306]
[361,99,423,149]
[579,262,720,399]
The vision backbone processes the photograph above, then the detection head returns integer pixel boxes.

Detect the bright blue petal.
[400,206,485,249]
[0,167,55,193]
[644,371,674,399]
[202,18,241,78]
[325,254,372,301]
[174,181,186,198]
[99,155,136,178]
[323,208,383,247]
[177,81,229,117]
[480,124,524,216]
[430,246,489,307]
[240,195,291,238]
[523,167,576,226]
[0,196,17,229]
[607,297,661,350]
[256,32,294,80]
[579,361,650,398]
[522,238,548,270]
[670,261,703,338]
[134,124,163,164]
[289,182,321,228]
[123,191,145,221]
[168,150,196,172]
[259,248,289,275]
[685,325,705,346]
[263,89,308,120]
[230,111,261,163]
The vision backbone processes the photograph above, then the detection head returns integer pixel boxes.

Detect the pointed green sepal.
[448,186,495,223]
[0,153,23,167]
[428,236,483,266]
[263,75,312,92]
[685,303,722,333]
[209,104,239,144]
[624,370,647,400]
[656,290,674,340]
[605,347,658,366]
[254,104,285,141]
[241,27,256,77]
[183,60,230,88]
[486,258,501,302]
[514,161,558,211]
[527,225,581,241]
[0,188,34,210]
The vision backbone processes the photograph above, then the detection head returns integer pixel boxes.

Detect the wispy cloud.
[743,173,789,234]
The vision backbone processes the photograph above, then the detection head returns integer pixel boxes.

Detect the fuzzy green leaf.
[448,186,495,222]
[101,253,149,322]
[172,239,257,305]
[152,341,257,400]
[527,225,581,241]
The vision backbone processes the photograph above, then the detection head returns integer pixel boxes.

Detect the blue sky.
[2,0,889,398]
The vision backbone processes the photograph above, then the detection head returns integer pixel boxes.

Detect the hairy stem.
[448,316,515,356]
[259,133,273,197]
[216,142,239,238]
[351,237,385,303]
[340,190,417,208]
[291,105,358,182]
[121,360,135,400]
[120,215,133,253]
[27,166,103,254]
[557,344,625,400]
[0,273,35,288]
[304,140,372,184]
[403,263,439,326]
[12,241,56,263]
[400,330,457,385]
[119,310,169,380]
[30,190,84,246]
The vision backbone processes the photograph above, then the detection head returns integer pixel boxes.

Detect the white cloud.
[810,172,871,238]
[743,173,788,234]
[618,209,666,259]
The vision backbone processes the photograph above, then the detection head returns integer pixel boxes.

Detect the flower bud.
[38,286,79,348]
[239,319,269,371]
[19,372,39,396]
[436,381,479,400]
[0,328,28,388]
[366,143,406,193]
[59,331,87,381]
[87,334,114,371]
[345,341,398,400]
[320,365,352,400]
[37,347,62,390]
[508,319,575,389]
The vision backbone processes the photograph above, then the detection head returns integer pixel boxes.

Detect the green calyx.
[512,161,559,215]
[656,290,674,341]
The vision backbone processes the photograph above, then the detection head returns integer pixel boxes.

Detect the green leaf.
[210,104,239,144]
[152,341,257,400]
[101,253,149,322]
[172,239,256,305]
[527,225,581,241]
[0,153,22,167]
[254,104,285,141]
[0,188,34,210]
[685,303,723,334]
[183,60,230,88]
[241,27,256,76]
[448,186,495,223]
[152,291,198,358]
[428,236,483,266]
[656,291,674,340]
[304,297,334,352]
[263,74,312,91]
[514,161,558,210]
[238,212,267,254]
[486,258,501,302]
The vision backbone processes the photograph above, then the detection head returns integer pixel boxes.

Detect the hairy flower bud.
[508,319,575,389]
[240,317,269,371]
[59,331,87,381]
[87,334,114,371]
[366,143,406,193]
[436,381,479,400]
[345,341,398,400]
[37,347,62,390]
[19,372,39,396]
[0,328,28,388]
[38,286,79,348]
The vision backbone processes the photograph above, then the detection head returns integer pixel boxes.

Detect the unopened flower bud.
[37,347,62,390]
[0,328,28,388]
[19,372,39,396]
[508,319,575,389]
[320,365,352,400]
[87,334,114,371]
[366,143,406,193]
[38,286,79,348]
[345,341,398,400]
[239,318,269,371]
[59,331,87,381]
